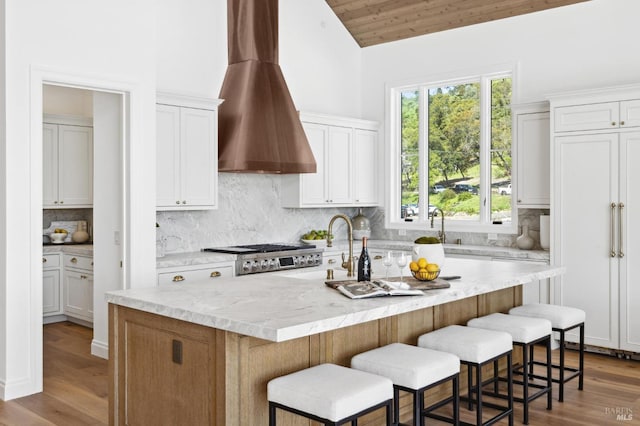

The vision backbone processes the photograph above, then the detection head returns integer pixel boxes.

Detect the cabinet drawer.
[43,254,61,269]
[158,265,234,286]
[64,254,93,271]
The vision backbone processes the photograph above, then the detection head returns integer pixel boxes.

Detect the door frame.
[29,66,136,393]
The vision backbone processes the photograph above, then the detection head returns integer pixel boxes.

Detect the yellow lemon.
[417,258,428,269]
[426,263,439,272]
[409,261,419,272]
[418,267,428,273]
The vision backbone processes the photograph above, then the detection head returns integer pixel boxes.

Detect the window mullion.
[479,76,491,223]
[419,86,428,222]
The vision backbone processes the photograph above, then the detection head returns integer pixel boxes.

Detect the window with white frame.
[388,70,514,232]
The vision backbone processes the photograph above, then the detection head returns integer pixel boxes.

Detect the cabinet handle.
[612,121,617,126]
[176,201,180,204]
[374,255,382,260]
[172,275,185,282]
[80,275,87,279]
[71,257,78,264]
[210,271,221,278]
[328,259,336,264]
[54,201,58,204]
[620,120,625,126]
[610,202,617,257]
[619,202,624,258]
[60,201,64,204]
[182,200,187,204]
[43,257,47,263]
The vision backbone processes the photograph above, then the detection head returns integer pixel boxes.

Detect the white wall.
[1,0,157,400]
[360,0,640,123]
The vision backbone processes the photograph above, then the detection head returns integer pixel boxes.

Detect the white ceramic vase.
[516,225,535,250]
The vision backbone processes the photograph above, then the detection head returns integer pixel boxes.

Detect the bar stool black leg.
[468,365,474,410]
[559,329,565,402]
[476,364,483,426]
[393,387,400,425]
[546,336,553,410]
[413,388,421,426]
[269,402,276,426]
[522,342,530,424]
[493,360,499,394]
[453,375,460,426]
[507,352,514,426]
[579,324,585,391]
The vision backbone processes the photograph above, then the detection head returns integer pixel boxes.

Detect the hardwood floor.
[0,322,638,425]
[0,322,107,426]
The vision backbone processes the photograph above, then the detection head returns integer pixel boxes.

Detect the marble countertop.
[156,251,236,269]
[43,244,93,256]
[108,257,564,343]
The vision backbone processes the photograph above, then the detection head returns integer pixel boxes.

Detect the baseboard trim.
[91,339,109,360]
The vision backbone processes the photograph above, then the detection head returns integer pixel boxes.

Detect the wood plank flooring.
[0,322,638,425]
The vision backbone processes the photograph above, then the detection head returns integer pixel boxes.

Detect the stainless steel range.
[202,243,323,275]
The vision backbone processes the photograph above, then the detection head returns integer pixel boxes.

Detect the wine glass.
[383,251,394,280]
[396,252,407,283]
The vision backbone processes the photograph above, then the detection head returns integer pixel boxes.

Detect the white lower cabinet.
[157,262,235,286]
[43,254,62,316]
[63,254,94,323]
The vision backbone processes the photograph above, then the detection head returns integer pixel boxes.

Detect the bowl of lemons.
[409,257,440,281]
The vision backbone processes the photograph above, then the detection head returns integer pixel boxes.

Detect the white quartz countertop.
[108,257,563,343]
[43,244,93,256]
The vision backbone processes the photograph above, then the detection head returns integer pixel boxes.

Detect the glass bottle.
[357,237,371,282]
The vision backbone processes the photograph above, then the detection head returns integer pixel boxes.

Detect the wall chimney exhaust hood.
[218,0,316,174]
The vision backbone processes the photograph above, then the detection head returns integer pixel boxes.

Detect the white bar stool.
[267,363,393,425]
[467,313,553,424]
[418,325,514,426]
[509,303,586,402]
[351,343,460,426]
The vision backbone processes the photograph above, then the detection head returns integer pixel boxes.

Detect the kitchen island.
[107,257,563,425]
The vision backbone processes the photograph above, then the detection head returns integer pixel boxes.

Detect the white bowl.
[49,232,67,244]
[301,238,327,248]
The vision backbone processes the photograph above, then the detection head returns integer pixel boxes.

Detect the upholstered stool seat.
[509,304,586,402]
[267,363,393,425]
[468,313,553,424]
[418,325,514,426]
[351,343,460,425]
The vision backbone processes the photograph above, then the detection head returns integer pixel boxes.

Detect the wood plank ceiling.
[326,0,589,47]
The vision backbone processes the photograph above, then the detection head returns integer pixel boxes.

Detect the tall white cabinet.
[551,86,640,353]
[156,93,223,210]
[43,115,93,208]
[281,112,379,208]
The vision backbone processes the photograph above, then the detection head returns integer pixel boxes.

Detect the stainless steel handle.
[172,275,185,282]
[210,271,221,278]
[619,202,625,258]
[611,202,617,257]
[71,257,78,264]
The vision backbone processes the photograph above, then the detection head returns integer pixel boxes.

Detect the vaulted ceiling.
[326,0,589,47]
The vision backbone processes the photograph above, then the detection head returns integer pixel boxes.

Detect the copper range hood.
[218,0,316,174]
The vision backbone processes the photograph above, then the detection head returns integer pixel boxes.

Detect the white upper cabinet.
[43,115,93,208]
[513,104,550,208]
[281,112,379,208]
[554,99,640,133]
[156,93,222,211]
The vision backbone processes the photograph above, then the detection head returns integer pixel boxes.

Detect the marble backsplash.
[156,173,548,254]
[43,208,93,235]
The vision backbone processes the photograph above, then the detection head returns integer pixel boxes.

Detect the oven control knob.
[306,255,314,265]
[242,262,251,273]
[260,259,269,270]
[251,261,259,272]
[268,259,277,269]
[293,256,300,266]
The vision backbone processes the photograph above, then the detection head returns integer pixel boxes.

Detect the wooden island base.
[109,286,522,425]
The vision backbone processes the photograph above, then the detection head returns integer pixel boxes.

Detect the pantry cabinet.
[156,93,223,210]
[551,86,640,353]
[43,115,93,208]
[513,103,550,207]
[63,254,93,323]
[281,112,379,208]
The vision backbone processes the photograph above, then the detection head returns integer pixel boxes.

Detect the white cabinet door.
[353,129,378,205]
[180,108,217,208]
[43,124,59,207]
[58,125,93,206]
[554,132,619,349]
[620,99,640,128]
[156,104,181,208]
[300,123,328,205]
[156,102,219,210]
[554,102,619,132]
[64,269,93,322]
[326,126,352,204]
[619,132,640,352]
[43,269,61,315]
[516,112,550,207]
